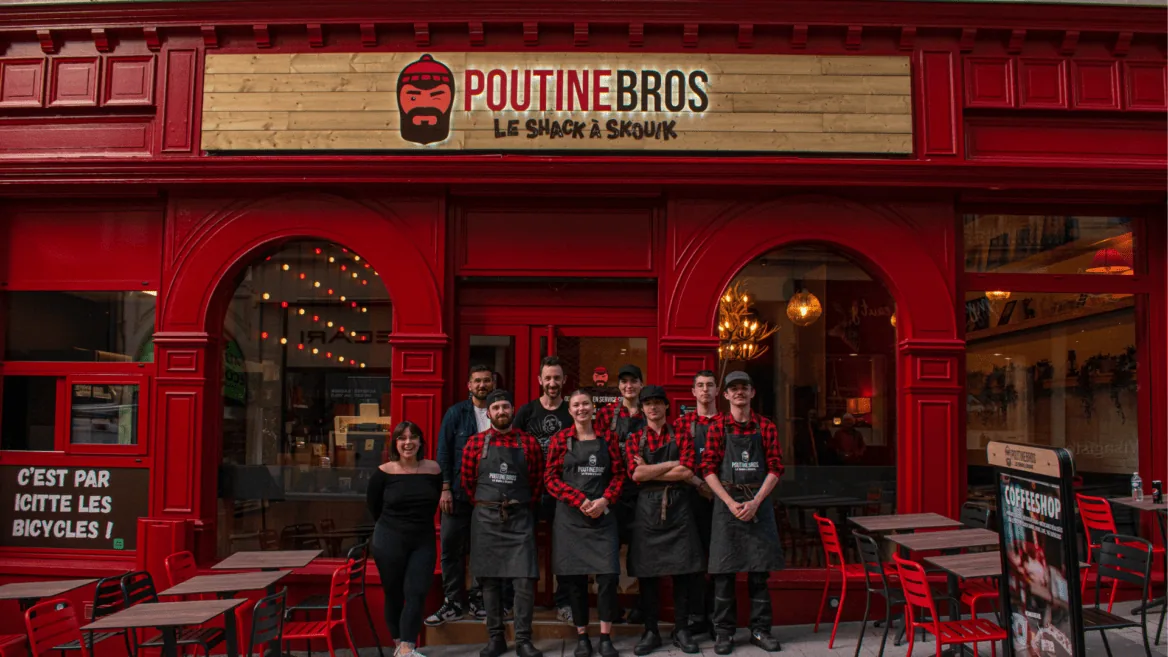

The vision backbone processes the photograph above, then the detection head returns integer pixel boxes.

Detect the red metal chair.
[283,563,355,657]
[1077,494,1164,608]
[894,555,1006,657]
[23,598,105,657]
[0,634,27,657]
[813,514,895,649]
[165,550,203,598]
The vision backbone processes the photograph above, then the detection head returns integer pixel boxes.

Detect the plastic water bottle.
[1132,472,1144,502]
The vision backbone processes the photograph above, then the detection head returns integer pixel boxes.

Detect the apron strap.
[476,499,520,522]
[480,432,491,460]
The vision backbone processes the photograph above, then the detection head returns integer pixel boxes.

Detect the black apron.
[708,420,785,574]
[470,433,539,579]
[611,408,645,541]
[628,426,704,577]
[690,418,715,556]
[553,435,620,576]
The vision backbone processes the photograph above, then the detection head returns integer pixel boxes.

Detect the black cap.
[485,389,513,407]
[617,364,643,381]
[638,385,668,404]
[723,371,753,387]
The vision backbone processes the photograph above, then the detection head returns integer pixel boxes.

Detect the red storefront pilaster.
[897,338,965,518]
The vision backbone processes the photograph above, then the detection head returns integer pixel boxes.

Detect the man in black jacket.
[427,363,495,626]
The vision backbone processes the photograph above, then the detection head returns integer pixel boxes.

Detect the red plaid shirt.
[544,426,626,508]
[592,400,641,434]
[627,422,696,479]
[459,427,544,504]
[700,411,784,479]
[673,410,719,452]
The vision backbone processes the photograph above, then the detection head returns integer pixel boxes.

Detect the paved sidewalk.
[417,615,1160,656]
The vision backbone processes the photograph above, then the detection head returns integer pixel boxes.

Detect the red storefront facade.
[0,0,1165,637]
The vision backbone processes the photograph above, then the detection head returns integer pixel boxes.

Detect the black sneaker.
[479,636,507,657]
[598,636,618,657]
[423,599,464,627]
[672,629,699,654]
[749,629,781,652]
[573,635,593,657]
[633,630,662,655]
[714,633,733,655]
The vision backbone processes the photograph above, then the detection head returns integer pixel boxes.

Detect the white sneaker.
[424,599,464,627]
[469,598,488,619]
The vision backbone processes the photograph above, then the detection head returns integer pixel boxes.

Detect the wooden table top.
[849,512,963,533]
[888,528,999,552]
[82,599,244,629]
[160,570,291,597]
[786,497,866,508]
[777,494,836,504]
[925,551,1003,579]
[0,578,97,601]
[1108,497,1168,513]
[211,550,321,570]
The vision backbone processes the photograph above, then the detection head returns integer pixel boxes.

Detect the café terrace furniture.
[81,599,245,657]
[160,570,293,599]
[894,556,1006,657]
[852,533,907,657]
[121,571,229,657]
[283,563,353,657]
[1083,534,1155,657]
[924,551,1005,628]
[212,549,322,577]
[813,514,897,649]
[24,599,91,657]
[888,527,1000,629]
[849,512,964,535]
[89,576,137,656]
[0,578,97,612]
[247,591,287,657]
[285,541,385,657]
[1108,495,1168,643]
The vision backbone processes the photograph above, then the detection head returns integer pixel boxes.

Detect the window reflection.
[71,384,138,445]
[965,291,1137,497]
[4,291,156,362]
[217,241,392,557]
[963,214,1134,275]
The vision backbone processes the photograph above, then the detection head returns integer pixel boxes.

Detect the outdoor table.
[1109,497,1168,616]
[211,549,320,574]
[159,570,291,599]
[849,512,964,534]
[887,528,999,555]
[0,578,97,612]
[81,599,243,657]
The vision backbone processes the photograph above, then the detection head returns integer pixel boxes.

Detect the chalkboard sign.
[988,442,1084,657]
[0,465,149,551]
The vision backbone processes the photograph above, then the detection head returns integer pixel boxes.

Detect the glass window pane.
[963,215,1135,274]
[4,291,156,362]
[217,241,393,558]
[966,291,1137,497]
[555,336,648,408]
[70,384,138,445]
[1,376,57,451]
[469,335,514,394]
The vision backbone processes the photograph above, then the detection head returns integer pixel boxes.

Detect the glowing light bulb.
[261,331,269,339]
[338,356,345,362]
[297,343,304,350]
[339,295,346,302]
[281,301,289,308]
[298,308,305,315]
[327,289,334,295]
[354,255,361,262]
[360,363,366,368]
[352,272,358,279]
[312,348,319,354]
[313,281,320,288]
[312,315,319,322]
[262,292,270,300]
[282,264,290,271]
[279,337,287,345]
[299,273,306,280]
[327,321,334,327]
[328,257,335,263]
[361,307,367,313]
[361,280,368,286]
[314,248,322,255]
[350,331,357,337]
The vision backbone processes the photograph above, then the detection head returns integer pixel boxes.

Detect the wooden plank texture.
[202,52,912,154]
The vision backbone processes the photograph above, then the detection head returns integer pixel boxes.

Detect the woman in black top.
[368,421,442,657]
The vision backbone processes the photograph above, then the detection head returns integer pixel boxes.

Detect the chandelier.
[786,288,823,327]
[717,281,779,361]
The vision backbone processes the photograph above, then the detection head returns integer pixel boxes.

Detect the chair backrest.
[91,576,126,620]
[960,502,991,530]
[325,563,353,622]
[320,518,337,534]
[814,514,845,566]
[164,551,199,589]
[346,541,369,597]
[258,529,279,551]
[893,555,939,627]
[120,570,159,607]
[247,590,286,656]
[864,487,884,515]
[280,523,321,550]
[24,599,84,657]
[853,532,891,591]
[1094,534,1152,611]
[1077,494,1118,552]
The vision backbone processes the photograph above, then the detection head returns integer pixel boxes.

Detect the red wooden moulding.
[0,58,46,108]
[103,55,156,106]
[1018,58,1068,109]
[965,56,1016,108]
[1123,61,1167,111]
[47,56,99,108]
[917,51,959,157]
[1071,59,1122,110]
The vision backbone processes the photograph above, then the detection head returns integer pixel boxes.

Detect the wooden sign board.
[202,52,912,154]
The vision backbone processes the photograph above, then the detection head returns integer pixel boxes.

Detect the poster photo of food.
[1000,472,1076,657]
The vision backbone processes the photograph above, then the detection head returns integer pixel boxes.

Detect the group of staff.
[430,358,786,657]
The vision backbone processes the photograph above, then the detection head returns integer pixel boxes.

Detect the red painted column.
[389,334,448,457]
[898,338,964,518]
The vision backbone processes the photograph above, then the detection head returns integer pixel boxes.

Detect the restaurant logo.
[577,452,605,477]
[588,454,597,466]
[488,461,518,486]
[397,54,455,145]
[500,462,508,474]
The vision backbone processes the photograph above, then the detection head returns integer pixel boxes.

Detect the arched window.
[217,241,392,557]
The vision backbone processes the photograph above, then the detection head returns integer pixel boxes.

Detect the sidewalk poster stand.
[988,441,1084,657]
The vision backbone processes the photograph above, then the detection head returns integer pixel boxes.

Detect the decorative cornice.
[0,158,1162,192]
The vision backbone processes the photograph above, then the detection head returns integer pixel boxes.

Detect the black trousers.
[561,574,619,627]
[689,495,715,623]
[440,501,511,606]
[713,573,773,635]
[540,495,572,609]
[372,523,436,645]
[640,574,697,632]
[483,577,535,642]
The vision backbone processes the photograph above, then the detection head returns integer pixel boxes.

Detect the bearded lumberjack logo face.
[741,451,750,462]
[588,454,597,466]
[396,54,455,145]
